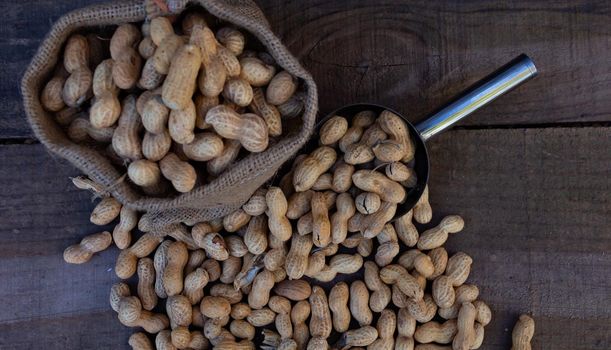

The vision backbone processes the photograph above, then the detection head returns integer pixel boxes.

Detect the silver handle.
[415,54,538,141]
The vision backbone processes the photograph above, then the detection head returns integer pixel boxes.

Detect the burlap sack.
[21,0,318,231]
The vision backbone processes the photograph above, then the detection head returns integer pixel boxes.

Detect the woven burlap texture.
[21,0,318,231]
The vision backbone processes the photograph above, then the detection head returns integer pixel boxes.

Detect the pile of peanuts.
[41,11,304,195]
[63,107,543,350]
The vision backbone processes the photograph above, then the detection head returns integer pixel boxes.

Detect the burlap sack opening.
[21,0,318,231]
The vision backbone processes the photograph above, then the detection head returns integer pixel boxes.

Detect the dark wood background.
[1,0,610,349]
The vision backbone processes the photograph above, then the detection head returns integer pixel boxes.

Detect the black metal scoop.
[313,54,538,220]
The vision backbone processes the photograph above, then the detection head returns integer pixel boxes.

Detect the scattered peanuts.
[59,17,508,347]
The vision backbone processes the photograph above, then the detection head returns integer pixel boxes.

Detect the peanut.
[287,190,313,220]
[152,240,171,298]
[331,192,356,244]
[223,78,253,107]
[432,276,456,308]
[247,307,276,327]
[222,209,250,233]
[398,249,435,277]
[183,131,224,161]
[63,231,112,264]
[285,233,313,280]
[198,57,226,97]
[239,57,275,86]
[397,307,417,349]
[141,95,169,134]
[380,264,423,300]
[225,235,248,257]
[329,253,363,274]
[406,294,437,323]
[243,215,268,255]
[230,319,255,340]
[207,139,241,176]
[362,261,391,312]
[206,106,269,152]
[217,46,241,77]
[211,283,243,304]
[221,255,242,284]
[158,153,196,193]
[414,185,432,224]
[163,44,201,110]
[200,296,231,319]
[428,247,448,279]
[293,146,337,192]
[112,206,137,249]
[41,76,66,112]
[445,252,473,287]
[395,210,419,247]
[266,71,297,105]
[337,326,378,349]
[352,170,405,204]
[63,66,92,107]
[453,302,476,350]
[355,192,381,215]
[231,303,251,320]
[183,268,209,305]
[242,188,267,216]
[117,295,169,333]
[128,332,153,350]
[67,117,115,143]
[311,191,331,247]
[274,279,312,301]
[248,269,275,309]
[417,215,464,250]
[350,201,397,239]
[90,197,121,225]
[193,94,217,129]
[202,258,222,281]
[378,110,415,162]
[277,92,304,118]
[128,160,161,187]
[169,99,197,144]
[309,286,332,338]
[414,320,458,344]
[329,282,350,332]
[350,280,373,326]
[162,241,188,296]
[357,236,374,257]
[473,300,492,326]
[292,300,311,350]
[137,257,157,310]
[264,247,287,272]
[90,60,121,128]
[193,228,229,261]
[139,57,164,90]
[320,116,348,145]
[471,322,484,349]
[369,309,396,350]
[386,161,417,186]
[307,337,328,350]
[339,110,376,152]
[511,314,535,350]
[155,330,175,350]
[266,187,292,241]
[142,128,171,161]
[216,27,245,55]
[112,95,143,161]
[311,173,333,191]
[331,160,354,193]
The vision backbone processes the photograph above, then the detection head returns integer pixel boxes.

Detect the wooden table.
[1,1,610,349]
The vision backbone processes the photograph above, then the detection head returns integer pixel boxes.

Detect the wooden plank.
[260,0,611,126]
[427,127,611,349]
[3,0,611,138]
[0,144,132,348]
[0,127,609,348]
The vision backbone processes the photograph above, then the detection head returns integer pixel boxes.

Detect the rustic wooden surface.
[0,0,610,349]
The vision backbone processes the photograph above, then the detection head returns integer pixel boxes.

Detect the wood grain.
[3,0,611,138]
[428,127,611,349]
[0,127,609,349]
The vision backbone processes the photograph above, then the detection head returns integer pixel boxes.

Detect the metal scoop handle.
[416,54,538,141]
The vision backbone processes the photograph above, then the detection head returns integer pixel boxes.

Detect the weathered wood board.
[0,127,609,349]
[2,0,611,138]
